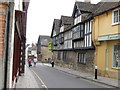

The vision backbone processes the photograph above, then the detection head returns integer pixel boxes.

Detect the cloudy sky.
[26,0,101,44]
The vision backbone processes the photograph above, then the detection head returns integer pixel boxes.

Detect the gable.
[72,3,81,18]
[72,2,95,18]
[53,29,56,37]
[51,19,60,38]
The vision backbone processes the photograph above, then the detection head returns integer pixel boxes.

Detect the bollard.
[51,61,54,67]
[95,66,98,79]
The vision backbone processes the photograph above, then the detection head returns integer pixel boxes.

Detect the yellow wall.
[96,42,106,70]
[93,7,120,78]
[93,8,119,41]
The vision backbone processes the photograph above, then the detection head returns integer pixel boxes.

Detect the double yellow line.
[30,69,48,90]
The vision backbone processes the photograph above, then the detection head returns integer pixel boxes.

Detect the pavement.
[15,63,120,89]
[15,65,39,88]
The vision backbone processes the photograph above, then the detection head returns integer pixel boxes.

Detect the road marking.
[30,69,48,90]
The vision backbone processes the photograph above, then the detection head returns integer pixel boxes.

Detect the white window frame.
[60,25,64,32]
[74,15,81,25]
[89,34,92,47]
[112,8,120,25]
[112,44,120,69]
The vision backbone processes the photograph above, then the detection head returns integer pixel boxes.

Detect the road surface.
[30,63,113,89]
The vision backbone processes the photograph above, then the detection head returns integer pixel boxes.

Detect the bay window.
[73,24,84,40]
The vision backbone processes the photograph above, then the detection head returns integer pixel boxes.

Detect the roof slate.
[76,1,95,13]
[51,1,120,38]
[38,35,51,46]
[93,2,120,16]
[75,1,120,22]
[60,15,74,31]
[51,19,60,37]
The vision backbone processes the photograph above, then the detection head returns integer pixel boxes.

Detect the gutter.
[106,41,109,71]
[4,3,10,90]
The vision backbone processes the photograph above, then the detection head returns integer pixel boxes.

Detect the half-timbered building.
[51,1,95,73]
[72,1,95,73]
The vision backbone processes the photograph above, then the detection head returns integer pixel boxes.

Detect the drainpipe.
[106,41,109,71]
[4,4,10,90]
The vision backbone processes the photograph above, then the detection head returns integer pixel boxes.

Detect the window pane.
[119,10,120,22]
[114,10,118,23]
[89,34,92,47]
[81,30,83,38]
[113,44,120,68]
[81,24,83,30]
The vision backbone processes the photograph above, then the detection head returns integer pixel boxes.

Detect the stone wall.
[53,50,95,74]
[38,46,52,62]
[77,50,95,74]
[53,51,77,69]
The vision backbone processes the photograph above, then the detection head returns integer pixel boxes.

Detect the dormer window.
[74,15,81,25]
[74,7,81,25]
[60,25,64,32]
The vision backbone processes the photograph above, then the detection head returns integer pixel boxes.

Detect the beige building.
[37,35,52,62]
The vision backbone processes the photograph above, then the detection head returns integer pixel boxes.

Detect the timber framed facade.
[51,1,120,78]
[51,2,95,73]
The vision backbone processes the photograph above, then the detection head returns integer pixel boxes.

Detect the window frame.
[78,53,86,64]
[72,24,84,40]
[112,44,120,69]
[53,36,58,46]
[112,8,120,25]
[74,15,81,25]
[59,33,64,44]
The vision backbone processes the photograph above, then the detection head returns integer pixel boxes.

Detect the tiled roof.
[75,1,120,22]
[38,35,51,46]
[54,19,60,35]
[60,15,74,31]
[93,2,120,16]
[51,19,60,37]
[51,1,120,38]
[76,1,95,13]
[60,16,74,25]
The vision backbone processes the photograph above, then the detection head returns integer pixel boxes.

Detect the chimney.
[84,0,91,3]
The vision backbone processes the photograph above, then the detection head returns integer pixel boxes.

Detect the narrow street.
[30,63,112,88]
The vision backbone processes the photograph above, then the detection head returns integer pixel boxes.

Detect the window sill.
[112,67,120,69]
[112,22,120,26]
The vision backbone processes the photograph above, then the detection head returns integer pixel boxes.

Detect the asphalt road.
[30,63,113,89]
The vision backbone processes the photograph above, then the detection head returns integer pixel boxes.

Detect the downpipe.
[4,4,10,90]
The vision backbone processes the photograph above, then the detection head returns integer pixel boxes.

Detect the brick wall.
[0,3,7,89]
[0,3,6,59]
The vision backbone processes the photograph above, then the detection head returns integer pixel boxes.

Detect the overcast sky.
[26,0,101,44]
